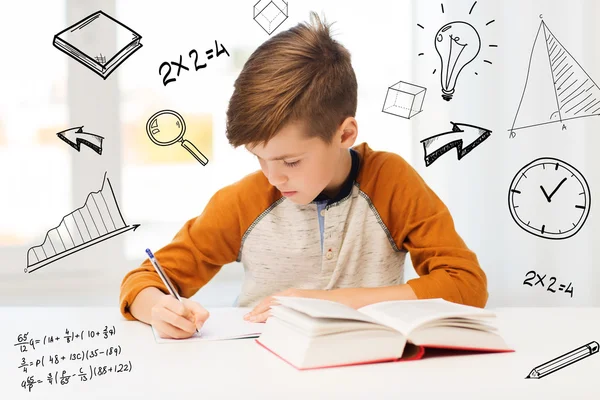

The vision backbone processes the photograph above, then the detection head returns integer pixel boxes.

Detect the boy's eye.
[283,160,300,167]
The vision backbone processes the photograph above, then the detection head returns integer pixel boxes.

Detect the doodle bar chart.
[25,172,139,274]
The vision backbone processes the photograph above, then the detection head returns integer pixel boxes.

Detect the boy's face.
[246,118,357,205]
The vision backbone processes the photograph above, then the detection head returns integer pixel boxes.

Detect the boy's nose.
[268,175,287,187]
[267,169,287,186]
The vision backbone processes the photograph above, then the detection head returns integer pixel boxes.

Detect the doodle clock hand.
[547,177,568,201]
[540,185,551,202]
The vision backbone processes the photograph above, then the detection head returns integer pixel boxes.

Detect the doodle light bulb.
[434,21,481,101]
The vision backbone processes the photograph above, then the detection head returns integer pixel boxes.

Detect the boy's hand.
[151,295,209,339]
[243,288,331,323]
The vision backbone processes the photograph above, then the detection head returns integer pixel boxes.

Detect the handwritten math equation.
[14,326,116,352]
[21,361,133,392]
[12,325,133,393]
[18,345,123,373]
[159,40,230,86]
[522,270,574,298]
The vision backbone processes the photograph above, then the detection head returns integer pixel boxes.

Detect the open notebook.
[151,307,264,343]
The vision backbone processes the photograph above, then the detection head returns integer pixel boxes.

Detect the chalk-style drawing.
[420,122,491,166]
[382,81,426,119]
[509,19,600,137]
[56,126,104,155]
[508,157,591,240]
[522,270,574,298]
[15,328,128,392]
[253,0,288,35]
[53,10,142,80]
[145,110,209,166]
[416,2,497,101]
[434,21,481,101]
[526,341,598,379]
[158,41,230,87]
[25,172,139,274]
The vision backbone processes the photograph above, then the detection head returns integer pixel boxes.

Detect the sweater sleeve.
[119,187,243,321]
[395,162,488,308]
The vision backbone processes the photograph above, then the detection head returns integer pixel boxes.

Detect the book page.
[270,305,396,336]
[358,298,496,335]
[272,296,380,325]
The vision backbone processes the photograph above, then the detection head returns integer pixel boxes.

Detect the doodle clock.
[508,157,591,240]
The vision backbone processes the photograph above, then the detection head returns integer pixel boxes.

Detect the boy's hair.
[226,11,357,149]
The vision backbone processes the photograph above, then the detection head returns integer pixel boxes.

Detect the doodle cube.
[382,81,426,119]
[253,0,289,35]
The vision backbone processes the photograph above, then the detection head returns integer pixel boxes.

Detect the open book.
[255,296,513,370]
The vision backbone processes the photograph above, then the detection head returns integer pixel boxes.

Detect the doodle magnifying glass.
[145,109,209,165]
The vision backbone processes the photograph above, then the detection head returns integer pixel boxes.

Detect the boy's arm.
[127,286,167,324]
[321,154,487,310]
[119,188,242,321]
[398,165,488,308]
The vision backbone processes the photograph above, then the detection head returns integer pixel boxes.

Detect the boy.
[119,12,487,339]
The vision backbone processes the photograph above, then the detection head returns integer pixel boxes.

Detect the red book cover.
[255,339,514,371]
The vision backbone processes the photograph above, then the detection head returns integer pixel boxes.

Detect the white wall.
[410,0,600,307]
[0,0,598,308]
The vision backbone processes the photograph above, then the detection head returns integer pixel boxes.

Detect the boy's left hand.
[243,288,331,323]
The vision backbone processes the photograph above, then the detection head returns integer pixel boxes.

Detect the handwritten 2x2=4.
[159,40,230,86]
[523,270,573,298]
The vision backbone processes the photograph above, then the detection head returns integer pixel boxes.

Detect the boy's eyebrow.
[247,149,305,161]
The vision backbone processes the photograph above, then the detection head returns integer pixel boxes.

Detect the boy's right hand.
[150,295,209,339]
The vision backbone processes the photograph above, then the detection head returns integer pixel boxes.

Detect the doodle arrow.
[420,122,492,167]
[56,126,104,155]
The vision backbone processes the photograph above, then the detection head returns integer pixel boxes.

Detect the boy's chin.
[286,195,309,205]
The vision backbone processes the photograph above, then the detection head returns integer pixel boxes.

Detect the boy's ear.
[339,117,358,145]
[340,116,357,132]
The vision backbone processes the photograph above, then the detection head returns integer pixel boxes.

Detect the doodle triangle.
[544,23,600,120]
[510,21,600,133]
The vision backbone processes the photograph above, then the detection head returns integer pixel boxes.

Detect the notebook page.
[151,307,265,343]
[358,298,496,335]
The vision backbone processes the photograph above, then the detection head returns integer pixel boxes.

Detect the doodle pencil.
[526,341,599,379]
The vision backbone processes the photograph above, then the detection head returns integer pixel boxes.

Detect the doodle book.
[53,10,142,79]
[256,297,513,370]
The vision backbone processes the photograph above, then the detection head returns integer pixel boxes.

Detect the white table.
[2,306,599,400]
